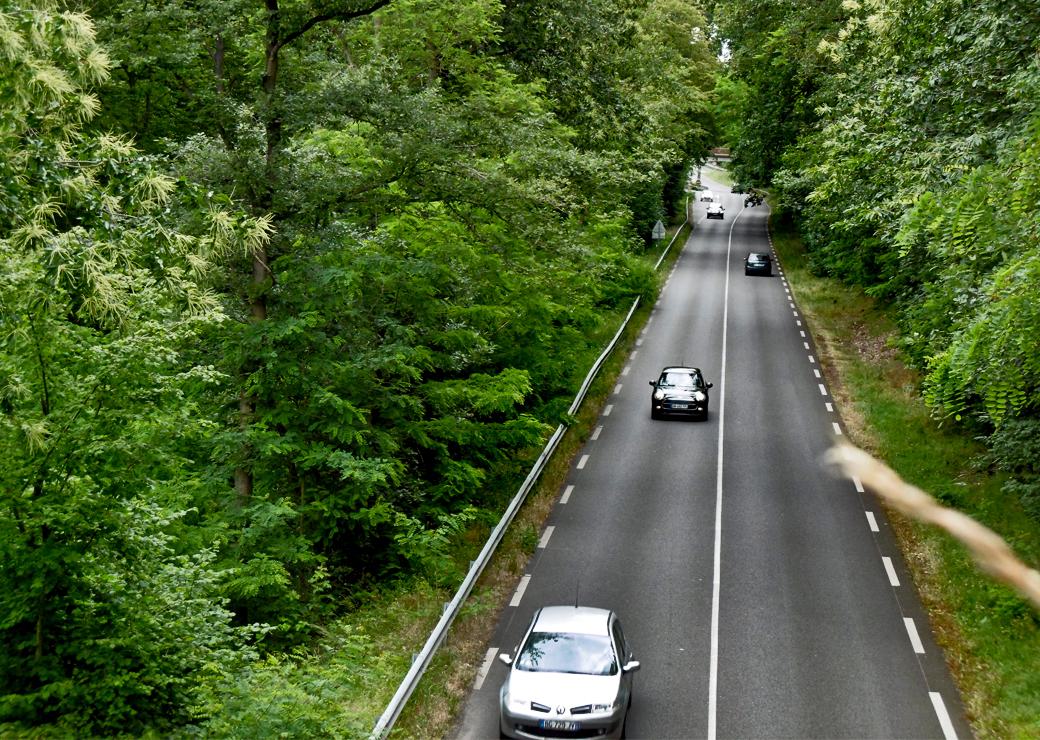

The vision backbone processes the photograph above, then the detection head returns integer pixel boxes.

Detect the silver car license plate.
[540,719,581,731]
[672,403,688,409]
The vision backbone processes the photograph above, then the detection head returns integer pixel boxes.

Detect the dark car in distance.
[650,366,713,420]
[744,252,772,276]
[706,203,725,220]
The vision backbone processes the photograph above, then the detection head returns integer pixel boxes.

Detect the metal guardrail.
[371,204,691,738]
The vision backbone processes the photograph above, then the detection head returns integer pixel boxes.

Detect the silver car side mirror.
[499,653,513,666]
[622,660,641,673]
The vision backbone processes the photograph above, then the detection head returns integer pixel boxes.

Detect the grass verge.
[771,224,1040,739]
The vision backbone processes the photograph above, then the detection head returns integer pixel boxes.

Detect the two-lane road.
[454,176,970,739]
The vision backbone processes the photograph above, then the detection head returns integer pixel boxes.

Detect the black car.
[744,252,772,276]
[649,367,713,420]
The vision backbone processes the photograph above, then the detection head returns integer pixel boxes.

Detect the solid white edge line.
[510,575,531,607]
[904,617,925,653]
[930,692,958,740]
[538,525,554,549]
[561,485,574,504]
[866,511,879,532]
[709,196,744,740]
[882,556,900,586]
[577,454,590,470]
[473,647,498,691]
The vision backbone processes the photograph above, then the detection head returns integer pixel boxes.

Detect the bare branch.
[826,442,1040,611]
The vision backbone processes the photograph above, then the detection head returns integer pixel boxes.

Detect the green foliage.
[3,0,715,732]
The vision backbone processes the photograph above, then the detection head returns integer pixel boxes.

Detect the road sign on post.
[652,220,666,241]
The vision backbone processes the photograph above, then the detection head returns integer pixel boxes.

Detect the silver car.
[499,606,640,739]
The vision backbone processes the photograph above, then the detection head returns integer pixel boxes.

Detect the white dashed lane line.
[561,485,574,504]
[882,556,900,586]
[808,355,816,364]
[832,422,842,436]
[614,383,623,394]
[474,647,499,691]
[826,402,834,413]
[814,369,822,378]
[577,455,590,470]
[904,618,926,654]
[603,404,614,416]
[853,476,864,493]
[865,511,879,532]
[818,384,828,396]
[538,526,555,549]
[510,575,531,607]
[591,425,603,440]
[930,692,958,740]
[622,365,631,377]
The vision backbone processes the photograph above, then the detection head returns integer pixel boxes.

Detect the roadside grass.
[771,225,1040,739]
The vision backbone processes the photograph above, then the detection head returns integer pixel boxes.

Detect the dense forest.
[710,0,1040,512]
[3,0,1039,736]
[1,0,716,734]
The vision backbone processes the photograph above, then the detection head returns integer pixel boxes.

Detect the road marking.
[800,330,806,338]
[538,526,555,549]
[808,354,816,363]
[930,692,958,740]
[474,648,499,691]
[832,422,843,435]
[603,404,614,416]
[826,402,834,412]
[803,342,811,350]
[796,319,803,327]
[866,511,879,532]
[646,316,654,327]
[882,556,900,586]
[636,338,643,347]
[793,310,799,317]
[577,454,590,469]
[853,475,864,493]
[818,384,828,396]
[510,575,531,607]
[904,618,925,653]
[789,302,796,309]
[614,383,623,394]
[814,369,822,378]
[561,485,574,504]
[631,350,639,359]
[622,365,630,376]
[709,196,746,740]
[591,425,603,440]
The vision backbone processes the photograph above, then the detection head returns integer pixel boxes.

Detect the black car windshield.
[516,632,618,676]
[659,372,701,388]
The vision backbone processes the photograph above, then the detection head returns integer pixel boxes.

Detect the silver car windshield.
[515,632,618,675]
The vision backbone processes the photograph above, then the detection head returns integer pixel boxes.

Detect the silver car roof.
[532,605,612,636]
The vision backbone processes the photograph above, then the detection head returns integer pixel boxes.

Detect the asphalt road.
[452,173,971,739]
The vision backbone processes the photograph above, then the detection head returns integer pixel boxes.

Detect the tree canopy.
[1,0,716,732]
